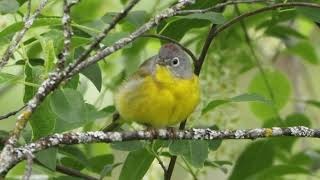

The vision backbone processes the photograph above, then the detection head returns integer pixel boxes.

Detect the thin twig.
[140,34,198,64]
[176,0,269,15]
[72,0,141,68]
[0,105,26,121]
[22,152,34,180]
[25,0,32,21]
[57,0,80,70]
[0,0,49,69]
[56,165,99,180]
[33,159,99,180]
[233,4,277,108]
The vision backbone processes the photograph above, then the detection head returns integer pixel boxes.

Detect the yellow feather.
[115,65,200,128]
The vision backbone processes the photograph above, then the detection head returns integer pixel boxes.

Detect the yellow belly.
[115,66,200,128]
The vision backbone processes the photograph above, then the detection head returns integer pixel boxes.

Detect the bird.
[114,43,200,128]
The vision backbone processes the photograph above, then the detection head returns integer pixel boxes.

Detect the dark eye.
[171,57,180,67]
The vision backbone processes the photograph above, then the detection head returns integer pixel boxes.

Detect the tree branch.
[0,126,318,174]
[0,0,49,69]
[22,152,33,180]
[57,0,80,71]
[0,0,196,175]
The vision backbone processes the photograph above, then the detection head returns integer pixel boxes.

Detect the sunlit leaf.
[248,70,291,120]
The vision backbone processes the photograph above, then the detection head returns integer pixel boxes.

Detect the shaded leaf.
[177,12,225,24]
[81,63,102,92]
[288,41,319,64]
[36,148,57,171]
[88,154,114,173]
[298,7,320,23]
[119,148,155,180]
[111,141,144,151]
[265,25,306,39]
[29,97,56,140]
[100,163,122,178]
[229,140,275,180]
[169,140,208,168]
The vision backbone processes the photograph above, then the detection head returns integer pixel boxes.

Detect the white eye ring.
[171,57,180,67]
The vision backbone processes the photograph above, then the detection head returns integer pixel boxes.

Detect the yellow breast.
[115,65,200,128]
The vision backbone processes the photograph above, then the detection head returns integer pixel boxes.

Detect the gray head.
[156,43,193,79]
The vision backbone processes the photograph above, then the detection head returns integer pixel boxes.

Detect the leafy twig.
[0,105,26,121]
[56,165,99,180]
[0,0,49,69]
[72,0,141,67]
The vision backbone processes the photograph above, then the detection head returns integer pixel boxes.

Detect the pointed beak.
[156,58,168,66]
[156,58,165,66]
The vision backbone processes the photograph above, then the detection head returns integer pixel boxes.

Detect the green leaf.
[50,89,87,132]
[177,12,225,24]
[29,97,56,140]
[100,163,122,178]
[248,70,291,120]
[0,130,9,150]
[23,64,44,103]
[71,0,109,23]
[102,32,130,47]
[0,0,19,14]
[265,25,306,39]
[202,93,272,115]
[231,93,272,104]
[88,154,114,173]
[36,148,57,171]
[248,165,309,179]
[297,7,320,23]
[100,105,116,114]
[306,100,320,108]
[0,72,18,84]
[111,141,144,151]
[119,148,155,180]
[118,11,147,32]
[229,140,275,180]
[202,100,229,115]
[288,41,319,64]
[0,18,61,38]
[60,157,85,171]
[39,38,56,76]
[59,146,88,167]
[81,63,102,92]
[169,140,208,168]
[204,160,232,174]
